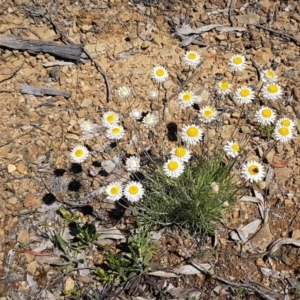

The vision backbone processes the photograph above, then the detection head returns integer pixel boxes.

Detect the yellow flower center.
[156,68,165,77]
[107,115,116,123]
[281,119,290,127]
[111,186,119,195]
[112,127,121,134]
[267,84,278,94]
[232,144,239,152]
[266,70,275,79]
[262,109,272,118]
[75,149,84,157]
[121,87,127,94]
[279,127,289,136]
[240,89,250,98]
[187,127,198,137]
[84,124,90,130]
[219,81,229,90]
[168,161,178,171]
[233,56,243,65]
[183,93,192,102]
[175,147,186,158]
[248,165,259,175]
[129,185,139,195]
[187,52,197,60]
[203,108,214,118]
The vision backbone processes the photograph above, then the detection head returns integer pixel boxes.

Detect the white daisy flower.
[170,146,192,162]
[125,156,140,172]
[261,69,278,83]
[143,112,158,128]
[149,89,159,99]
[216,80,231,95]
[198,106,218,123]
[124,181,144,202]
[178,90,195,108]
[274,126,294,143]
[276,117,295,129]
[229,54,246,71]
[261,83,283,101]
[223,141,240,158]
[255,106,276,126]
[105,181,123,201]
[130,109,142,120]
[235,86,255,104]
[117,86,131,98]
[182,124,203,145]
[183,50,201,67]
[163,158,185,178]
[106,125,125,140]
[241,161,265,183]
[80,120,95,134]
[151,66,169,83]
[70,145,89,163]
[102,111,120,128]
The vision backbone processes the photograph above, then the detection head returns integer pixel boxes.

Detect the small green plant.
[136,151,237,236]
[59,206,79,222]
[73,223,100,248]
[62,288,85,299]
[94,220,156,283]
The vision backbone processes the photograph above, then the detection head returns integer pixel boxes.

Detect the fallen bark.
[0,36,84,61]
[20,84,71,98]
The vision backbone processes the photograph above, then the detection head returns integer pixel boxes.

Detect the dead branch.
[0,60,24,83]
[47,11,111,102]
[253,24,300,46]
[0,36,84,61]
[20,84,71,98]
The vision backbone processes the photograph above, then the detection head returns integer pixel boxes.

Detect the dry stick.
[34,267,97,300]
[187,261,277,300]
[228,0,236,27]
[47,12,111,102]
[0,124,42,148]
[253,24,300,46]
[0,60,24,83]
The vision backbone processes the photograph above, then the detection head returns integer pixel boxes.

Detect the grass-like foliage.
[136,151,237,236]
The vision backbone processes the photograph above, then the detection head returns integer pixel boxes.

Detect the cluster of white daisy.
[105,180,144,202]
[163,146,192,178]
[68,49,297,203]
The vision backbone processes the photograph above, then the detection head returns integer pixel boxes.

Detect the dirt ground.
[1,0,300,299]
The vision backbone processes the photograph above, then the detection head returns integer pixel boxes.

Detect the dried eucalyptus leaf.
[148,271,179,278]
[269,238,300,253]
[176,24,221,35]
[230,219,261,241]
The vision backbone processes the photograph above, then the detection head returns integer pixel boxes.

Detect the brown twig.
[0,61,24,83]
[253,24,300,46]
[229,0,235,27]
[46,11,111,102]
[34,267,97,300]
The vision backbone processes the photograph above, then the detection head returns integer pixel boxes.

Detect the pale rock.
[284,199,293,206]
[251,224,273,251]
[254,48,273,65]
[7,164,16,173]
[24,194,42,209]
[291,229,300,239]
[274,168,292,180]
[236,13,260,25]
[65,277,75,291]
[8,197,18,205]
[27,261,40,274]
[80,98,93,108]
[17,163,27,174]
[17,230,30,244]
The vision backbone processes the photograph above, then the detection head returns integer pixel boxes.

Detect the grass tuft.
[135,151,237,236]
